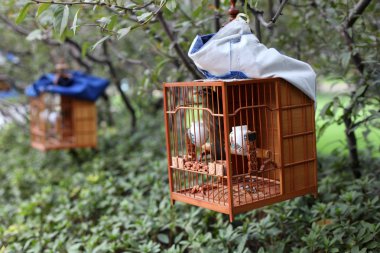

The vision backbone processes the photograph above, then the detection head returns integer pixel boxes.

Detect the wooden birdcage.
[163,78,317,221]
[30,93,97,151]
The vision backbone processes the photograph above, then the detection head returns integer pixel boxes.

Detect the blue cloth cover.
[0,89,18,99]
[25,71,109,101]
[190,34,249,79]
[188,16,317,101]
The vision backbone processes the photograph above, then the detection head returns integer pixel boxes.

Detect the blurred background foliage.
[0,0,379,252]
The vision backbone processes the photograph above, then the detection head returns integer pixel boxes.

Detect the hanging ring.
[236,13,250,23]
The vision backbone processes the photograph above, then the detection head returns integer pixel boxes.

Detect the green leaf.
[137,12,152,22]
[60,5,70,36]
[341,52,351,69]
[174,232,184,244]
[157,233,169,244]
[192,5,203,18]
[36,3,50,17]
[117,27,131,40]
[16,1,34,24]
[71,8,80,35]
[257,248,265,253]
[320,101,334,118]
[53,5,64,32]
[351,246,359,253]
[353,85,367,101]
[236,234,248,253]
[107,15,118,31]
[26,29,42,41]
[97,16,111,26]
[91,35,111,51]
[124,3,137,9]
[166,0,177,12]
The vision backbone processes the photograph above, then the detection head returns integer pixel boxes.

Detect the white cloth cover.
[188,16,316,101]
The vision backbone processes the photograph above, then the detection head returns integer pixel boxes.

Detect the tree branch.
[349,111,380,131]
[268,0,275,18]
[214,0,221,32]
[31,0,154,12]
[64,38,108,64]
[156,11,203,79]
[102,42,137,131]
[0,13,28,35]
[341,30,365,74]
[312,0,373,76]
[68,47,91,73]
[0,13,60,46]
[108,44,150,69]
[246,0,289,28]
[343,0,373,29]
[254,15,262,41]
[32,0,162,32]
[340,0,373,75]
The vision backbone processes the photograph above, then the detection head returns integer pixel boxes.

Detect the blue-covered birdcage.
[26,63,109,151]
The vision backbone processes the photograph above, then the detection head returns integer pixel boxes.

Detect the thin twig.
[102,42,137,131]
[155,11,203,79]
[214,0,221,32]
[31,0,154,12]
[65,38,107,64]
[349,112,380,131]
[246,0,289,28]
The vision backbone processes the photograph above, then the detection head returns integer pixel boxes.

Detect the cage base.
[31,141,96,151]
[173,175,280,207]
[172,185,318,219]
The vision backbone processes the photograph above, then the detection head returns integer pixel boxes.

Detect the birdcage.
[30,93,97,151]
[163,78,317,221]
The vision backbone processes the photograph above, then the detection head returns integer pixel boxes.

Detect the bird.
[199,87,226,161]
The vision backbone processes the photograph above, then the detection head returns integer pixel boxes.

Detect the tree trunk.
[101,93,115,126]
[343,113,361,178]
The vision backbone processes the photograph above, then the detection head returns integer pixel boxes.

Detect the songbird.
[199,87,225,160]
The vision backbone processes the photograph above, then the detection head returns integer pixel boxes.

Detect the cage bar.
[163,78,317,221]
[29,93,97,151]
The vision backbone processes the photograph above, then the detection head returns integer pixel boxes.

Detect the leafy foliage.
[0,110,379,252]
[0,0,379,251]
[3,0,379,137]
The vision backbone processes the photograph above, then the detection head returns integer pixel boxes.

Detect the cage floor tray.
[175,175,280,207]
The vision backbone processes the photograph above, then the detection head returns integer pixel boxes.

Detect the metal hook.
[236,13,250,23]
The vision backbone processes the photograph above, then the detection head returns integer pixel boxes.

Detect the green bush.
[0,111,379,253]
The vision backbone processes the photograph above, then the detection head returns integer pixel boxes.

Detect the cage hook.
[54,58,72,86]
[228,0,239,21]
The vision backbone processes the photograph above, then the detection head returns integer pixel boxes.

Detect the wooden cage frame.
[163,78,317,221]
[30,93,97,151]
